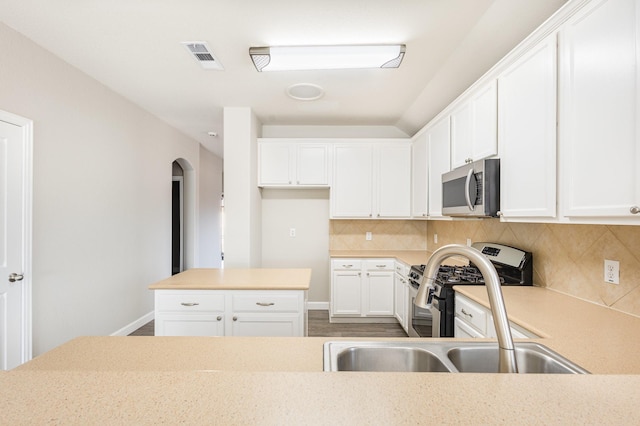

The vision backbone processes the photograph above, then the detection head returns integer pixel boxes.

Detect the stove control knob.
[631,206,640,215]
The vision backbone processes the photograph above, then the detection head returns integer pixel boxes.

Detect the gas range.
[412,242,533,338]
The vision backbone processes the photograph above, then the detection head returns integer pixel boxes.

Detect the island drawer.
[156,291,225,312]
[232,292,302,313]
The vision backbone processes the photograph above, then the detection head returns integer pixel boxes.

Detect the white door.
[0,114,32,370]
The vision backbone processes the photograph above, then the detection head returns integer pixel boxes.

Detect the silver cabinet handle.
[8,273,24,283]
[375,264,386,268]
[233,316,238,321]
[631,206,640,214]
[256,302,275,307]
[180,302,199,307]
[217,316,222,321]
[461,308,473,318]
[343,264,353,268]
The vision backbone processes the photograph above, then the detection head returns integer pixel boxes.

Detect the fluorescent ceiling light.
[249,44,405,72]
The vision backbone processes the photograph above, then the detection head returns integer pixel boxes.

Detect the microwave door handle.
[464,168,475,211]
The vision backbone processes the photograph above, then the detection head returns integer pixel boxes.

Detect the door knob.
[630,206,640,214]
[8,273,24,283]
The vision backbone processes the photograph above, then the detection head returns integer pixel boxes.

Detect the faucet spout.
[415,244,518,373]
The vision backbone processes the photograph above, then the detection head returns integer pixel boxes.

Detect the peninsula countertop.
[148,268,312,290]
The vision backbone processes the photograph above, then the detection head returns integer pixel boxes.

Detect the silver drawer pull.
[217,316,222,321]
[376,265,386,268]
[461,308,473,318]
[181,302,200,307]
[343,264,353,268]
[256,302,275,307]
[631,206,640,214]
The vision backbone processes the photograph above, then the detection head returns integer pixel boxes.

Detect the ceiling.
[0,0,568,158]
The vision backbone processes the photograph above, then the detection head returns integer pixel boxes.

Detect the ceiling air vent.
[182,41,224,70]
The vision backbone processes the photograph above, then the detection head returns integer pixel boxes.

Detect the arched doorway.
[172,158,196,274]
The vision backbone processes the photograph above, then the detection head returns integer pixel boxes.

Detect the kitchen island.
[149,268,311,337]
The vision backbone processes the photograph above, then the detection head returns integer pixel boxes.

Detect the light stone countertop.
[2,370,640,424]
[330,249,431,266]
[148,268,311,290]
[454,286,640,374]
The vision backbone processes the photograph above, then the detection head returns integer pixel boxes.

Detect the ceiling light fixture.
[249,44,405,72]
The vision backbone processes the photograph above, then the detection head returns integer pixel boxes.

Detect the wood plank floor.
[128,310,408,338]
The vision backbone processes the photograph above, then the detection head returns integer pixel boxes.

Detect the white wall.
[222,107,262,267]
[0,22,222,355]
[261,189,330,303]
[198,146,223,267]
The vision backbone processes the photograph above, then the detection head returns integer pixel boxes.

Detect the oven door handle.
[464,167,475,211]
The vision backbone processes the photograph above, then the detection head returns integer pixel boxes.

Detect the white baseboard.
[111,311,154,336]
[307,301,329,310]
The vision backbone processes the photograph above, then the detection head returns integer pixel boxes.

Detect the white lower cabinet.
[154,289,307,337]
[331,259,395,320]
[454,293,538,339]
[394,262,409,333]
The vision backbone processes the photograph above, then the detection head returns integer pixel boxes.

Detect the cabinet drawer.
[331,259,362,270]
[455,295,488,334]
[156,291,225,312]
[232,292,301,313]
[364,259,394,270]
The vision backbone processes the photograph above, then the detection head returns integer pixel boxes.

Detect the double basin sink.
[323,341,589,374]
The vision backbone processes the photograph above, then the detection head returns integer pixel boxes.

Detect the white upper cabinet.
[498,32,558,219]
[331,144,374,217]
[450,80,498,169]
[427,116,451,217]
[258,140,329,187]
[411,133,428,218]
[331,141,411,219]
[377,143,412,218]
[559,0,640,220]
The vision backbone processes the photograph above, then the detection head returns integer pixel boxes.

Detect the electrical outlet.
[366,232,372,241]
[289,228,296,238]
[466,238,472,247]
[604,259,619,284]
[434,233,438,244]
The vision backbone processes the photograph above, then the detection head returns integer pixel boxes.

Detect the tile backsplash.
[330,220,427,251]
[330,219,640,318]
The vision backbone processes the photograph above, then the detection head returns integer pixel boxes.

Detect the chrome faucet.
[415,244,518,373]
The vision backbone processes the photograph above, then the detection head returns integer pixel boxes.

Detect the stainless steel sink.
[323,341,589,374]
[335,346,451,372]
[446,343,590,374]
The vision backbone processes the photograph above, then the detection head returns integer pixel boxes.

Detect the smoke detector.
[182,41,224,70]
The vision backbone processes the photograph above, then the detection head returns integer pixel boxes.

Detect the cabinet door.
[450,101,473,169]
[427,117,451,217]
[296,144,329,185]
[231,314,301,337]
[331,270,362,315]
[454,317,485,338]
[560,0,640,218]
[394,274,405,325]
[499,33,557,218]
[331,144,373,217]
[472,80,498,162]
[258,143,292,186]
[411,133,428,218]
[376,144,411,218]
[155,313,225,336]
[364,271,394,316]
[450,81,498,169]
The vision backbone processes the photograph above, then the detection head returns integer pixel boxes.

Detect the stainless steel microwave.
[441,158,500,217]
